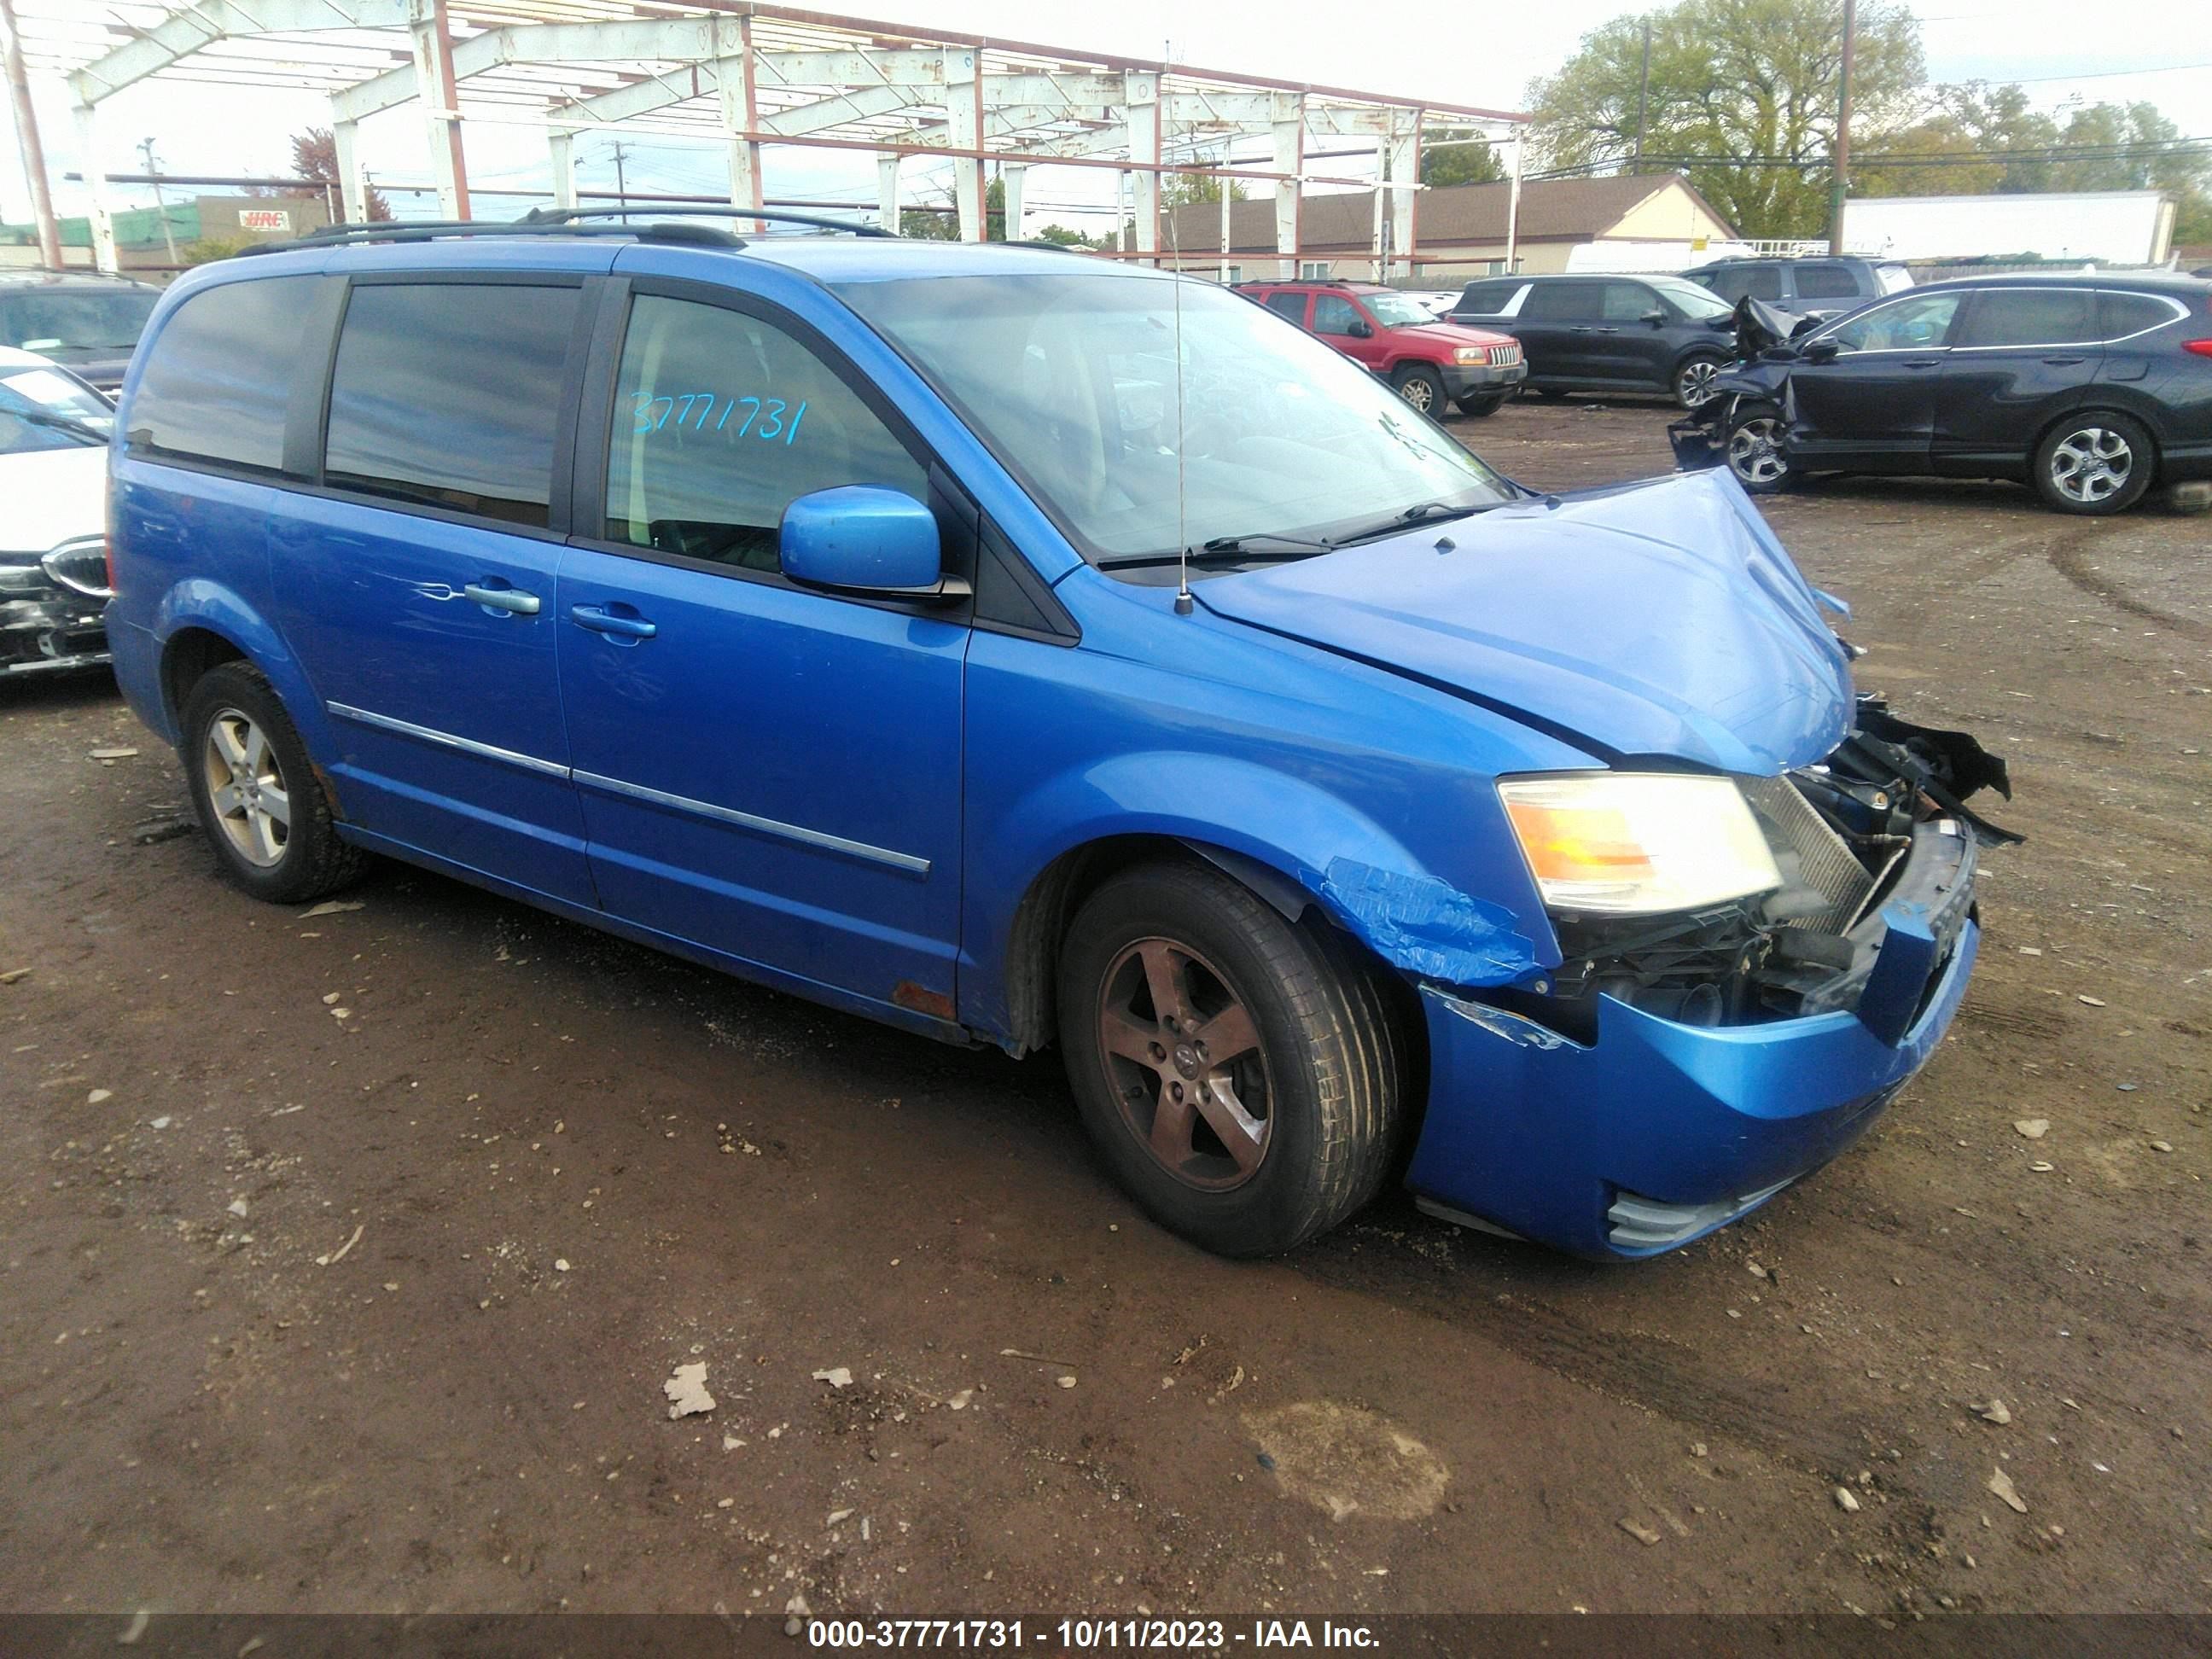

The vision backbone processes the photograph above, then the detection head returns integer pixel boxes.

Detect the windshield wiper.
[12,409,108,445]
[1097,533,1335,571]
[1330,500,1493,544]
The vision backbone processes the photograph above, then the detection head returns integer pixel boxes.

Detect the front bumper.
[1443,361,1528,397]
[1,595,111,675]
[1405,824,1981,1260]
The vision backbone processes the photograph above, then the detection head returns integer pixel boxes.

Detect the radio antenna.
[1166,163,1193,615]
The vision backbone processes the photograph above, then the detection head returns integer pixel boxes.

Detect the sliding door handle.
[569,602,657,640]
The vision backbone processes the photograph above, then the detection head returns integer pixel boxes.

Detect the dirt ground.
[2,397,2207,1621]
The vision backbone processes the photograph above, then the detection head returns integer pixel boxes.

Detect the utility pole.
[1632,16,1652,176]
[609,139,630,212]
[0,0,61,269]
[138,136,178,265]
[1828,0,1855,254]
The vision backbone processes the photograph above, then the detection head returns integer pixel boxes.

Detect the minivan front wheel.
[183,662,364,904]
[1391,364,1446,416]
[1057,860,1402,1256]
[2035,412,2153,515]
[1674,354,1726,410]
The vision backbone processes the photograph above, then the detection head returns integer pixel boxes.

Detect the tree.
[272,127,392,222]
[1852,83,2060,199]
[179,236,250,266]
[1159,173,1248,209]
[1033,222,1101,249]
[1528,0,1924,237]
[1419,130,1506,188]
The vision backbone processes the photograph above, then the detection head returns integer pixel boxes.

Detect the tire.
[1390,364,1446,417]
[1724,399,1793,494]
[181,662,365,905]
[1533,386,1572,401]
[1673,353,1726,411]
[2034,411,2154,515]
[1057,859,1403,1257]
[1454,393,1505,418]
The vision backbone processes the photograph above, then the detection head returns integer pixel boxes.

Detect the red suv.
[1240,280,1526,417]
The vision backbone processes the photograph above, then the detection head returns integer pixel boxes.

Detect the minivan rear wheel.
[1391,364,1446,416]
[182,662,365,904]
[2034,412,2153,515]
[1056,860,1402,1257]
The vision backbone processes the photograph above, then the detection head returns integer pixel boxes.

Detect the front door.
[1512,281,1605,381]
[555,287,969,1016]
[1788,289,1965,471]
[265,276,597,905]
[1311,292,1385,374]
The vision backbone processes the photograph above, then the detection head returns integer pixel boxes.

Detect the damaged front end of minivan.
[1406,697,2017,1259]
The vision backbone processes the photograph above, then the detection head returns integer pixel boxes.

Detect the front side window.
[1956,289,2095,349]
[604,295,926,572]
[1649,278,1734,321]
[1362,293,1434,329]
[125,276,321,472]
[1820,291,1961,353]
[323,282,579,527]
[0,363,111,455]
[1601,283,1658,322]
[1311,294,1365,337]
[833,271,1512,565]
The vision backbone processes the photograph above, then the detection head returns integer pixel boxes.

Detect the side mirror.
[1802,337,1840,364]
[1347,318,1373,339]
[779,486,954,599]
[1640,309,1668,326]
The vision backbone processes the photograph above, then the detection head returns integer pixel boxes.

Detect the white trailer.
[1842,191,2175,265]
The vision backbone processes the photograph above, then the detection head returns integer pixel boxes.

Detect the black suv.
[1681,256,1912,324]
[1676,273,2212,515]
[0,270,162,391]
[1447,273,1743,408]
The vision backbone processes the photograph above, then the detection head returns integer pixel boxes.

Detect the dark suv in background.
[1447,273,1742,408]
[0,270,162,391]
[1676,273,2212,515]
[1681,255,1912,324]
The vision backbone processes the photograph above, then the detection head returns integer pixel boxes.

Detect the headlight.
[1452,347,1487,365]
[1499,773,1781,916]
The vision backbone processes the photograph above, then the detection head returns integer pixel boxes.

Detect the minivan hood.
[1196,470,1854,776]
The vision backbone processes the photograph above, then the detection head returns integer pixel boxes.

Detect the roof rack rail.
[518,204,897,240]
[239,218,744,257]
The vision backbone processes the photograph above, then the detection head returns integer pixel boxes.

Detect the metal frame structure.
[10,1,1525,279]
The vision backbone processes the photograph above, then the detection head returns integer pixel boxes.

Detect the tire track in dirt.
[2047,525,2211,643]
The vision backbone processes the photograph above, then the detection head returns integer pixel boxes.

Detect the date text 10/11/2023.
[805,1621,1382,1650]
[633,390,808,442]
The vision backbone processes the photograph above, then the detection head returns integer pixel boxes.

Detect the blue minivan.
[104,216,2011,1260]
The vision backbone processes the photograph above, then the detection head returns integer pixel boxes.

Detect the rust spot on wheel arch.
[893,981,956,1021]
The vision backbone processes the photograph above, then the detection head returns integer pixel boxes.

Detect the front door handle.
[2042,355,2087,366]
[464,582,539,615]
[1903,358,1942,370]
[569,602,657,640]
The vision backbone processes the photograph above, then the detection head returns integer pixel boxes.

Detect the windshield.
[0,288,158,357]
[835,273,1512,566]
[0,363,114,454]
[1649,278,1734,321]
[1361,292,1435,328]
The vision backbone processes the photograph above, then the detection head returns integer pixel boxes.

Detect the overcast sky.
[4,0,2207,232]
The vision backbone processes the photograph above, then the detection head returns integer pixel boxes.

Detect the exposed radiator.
[1740,774,1875,934]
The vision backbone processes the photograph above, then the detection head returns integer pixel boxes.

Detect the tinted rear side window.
[1521,282,1598,320]
[2099,291,2184,340]
[1702,265,1782,303]
[323,282,579,528]
[127,276,322,472]
[1958,289,2096,348]
[1456,280,1518,313]
[1263,292,1309,325]
[1795,265,1861,300]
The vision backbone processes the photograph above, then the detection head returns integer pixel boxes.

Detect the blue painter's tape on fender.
[1320,856,1538,987]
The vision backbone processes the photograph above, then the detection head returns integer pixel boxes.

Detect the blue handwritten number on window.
[636,389,808,445]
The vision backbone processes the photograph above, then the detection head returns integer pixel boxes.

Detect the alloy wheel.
[2048,427,2133,505]
[1727,416,1788,486]
[1398,376,1435,413]
[1095,937,1272,1190]
[202,707,291,868]
[1678,359,1721,408]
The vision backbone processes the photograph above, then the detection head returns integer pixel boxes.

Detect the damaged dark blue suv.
[105,218,2011,1260]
